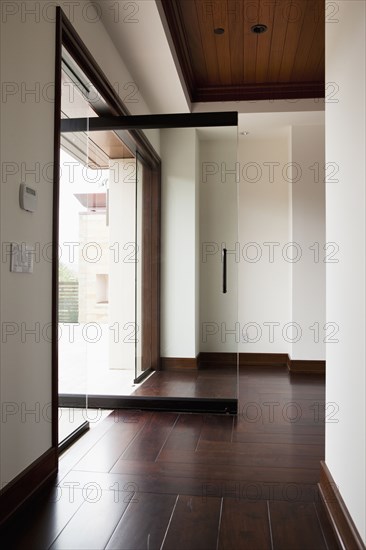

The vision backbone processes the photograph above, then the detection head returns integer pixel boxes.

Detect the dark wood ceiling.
[161,0,325,102]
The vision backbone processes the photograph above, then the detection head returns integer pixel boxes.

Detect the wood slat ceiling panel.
[161,0,325,102]
[302,8,325,80]
[227,0,244,85]
[278,1,307,83]
[290,0,324,82]
[267,0,291,83]
[255,0,276,83]
[314,50,325,82]
[243,0,259,83]
[178,0,208,86]
[212,0,232,84]
[194,1,221,84]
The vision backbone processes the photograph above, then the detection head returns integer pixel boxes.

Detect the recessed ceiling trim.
[158,0,197,102]
[193,81,325,103]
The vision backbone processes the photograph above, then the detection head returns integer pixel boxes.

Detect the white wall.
[238,135,292,353]
[0,0,156,489]
[160,130,239,357]
[290,126,326,360]
[237,128,325,358]
[326,1,366,542]
[0,5,55,488]
[160,129,198,358]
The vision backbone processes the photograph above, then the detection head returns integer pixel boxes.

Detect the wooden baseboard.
[240,353,288,368]
[160,353,326,373]
[161,357,198,370]
[0,447,58,526]
[318,461,365,550]
[289,359,326,374]
[198,352,237,369]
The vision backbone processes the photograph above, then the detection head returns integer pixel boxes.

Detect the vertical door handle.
[222,248,227,294]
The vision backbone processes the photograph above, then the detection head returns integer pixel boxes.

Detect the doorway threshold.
[59,394,237,414]
[59,368,238,414]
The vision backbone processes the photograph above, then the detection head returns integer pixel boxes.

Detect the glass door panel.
[59,48,239,408]
[157,125,239,403]
[58,121,90,444]
[199,126,239,390]
[135,154,143,382]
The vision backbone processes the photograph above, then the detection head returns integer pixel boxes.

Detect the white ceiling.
[95,0,189,114]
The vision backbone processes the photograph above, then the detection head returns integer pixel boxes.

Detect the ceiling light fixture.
[251,24,268,34]
[214,27,225,35]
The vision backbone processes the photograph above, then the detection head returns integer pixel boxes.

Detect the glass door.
[57,14,239,421]
[198,126,239,399]
[59,119,238,412]
[58,43,239,410]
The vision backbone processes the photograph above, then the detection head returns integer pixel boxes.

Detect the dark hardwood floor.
[1,368,338,549]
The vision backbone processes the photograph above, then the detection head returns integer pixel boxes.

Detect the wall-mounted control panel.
[19,183,37,212]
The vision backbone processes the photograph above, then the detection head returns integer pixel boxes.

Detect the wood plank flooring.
[1,368,338,549]
[131,368,237,399]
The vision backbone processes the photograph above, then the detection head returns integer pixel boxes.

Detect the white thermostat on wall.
[19,183,37,212]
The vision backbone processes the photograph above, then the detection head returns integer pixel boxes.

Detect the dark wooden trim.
[198,352,237,369]
[139,156,161,377]
[60,112,238,133]
[134,367,153,384]
[52,6,63,451]
[151,163,161,370]
[160,0,196,102]
[197,352,325,374]
[141,160,152,376]
[286,354,292,371]
[0,448,57,526]
[240,353,288,368]
[193,81,325,102]
[161,357,198,370]
[318,462,365,550]
[289,359,326,374]
[58,394,237,414]
[58,421,89,454]
[315,498,341,550]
